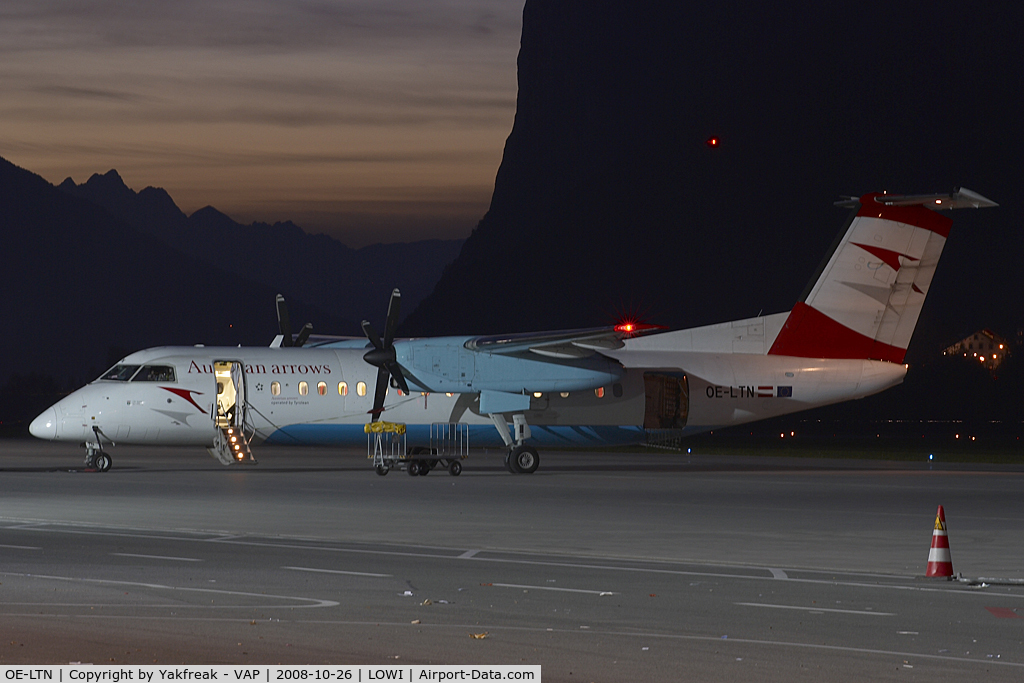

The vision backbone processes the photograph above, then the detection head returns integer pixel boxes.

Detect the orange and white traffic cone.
[925,505,954,578]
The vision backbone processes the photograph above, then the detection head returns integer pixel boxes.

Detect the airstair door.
[214,360,247,429]
[208,360,255,465]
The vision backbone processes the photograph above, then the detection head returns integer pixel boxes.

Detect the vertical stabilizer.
[768,189,996,363]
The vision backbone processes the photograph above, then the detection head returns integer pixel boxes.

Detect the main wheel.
[504,450,518,473]
[448,461,462,476]
[95,452,113,472]
[510,446,539,474]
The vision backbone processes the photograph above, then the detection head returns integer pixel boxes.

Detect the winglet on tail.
[768,188,997,363]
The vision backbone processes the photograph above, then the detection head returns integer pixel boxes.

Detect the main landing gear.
[505,445,539,474]
[489,413,540,475]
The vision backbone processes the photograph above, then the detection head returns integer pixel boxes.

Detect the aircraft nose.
[29,408,58,440]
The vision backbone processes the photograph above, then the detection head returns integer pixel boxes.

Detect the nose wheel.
[84,451,113,472]
[84,431,113,472]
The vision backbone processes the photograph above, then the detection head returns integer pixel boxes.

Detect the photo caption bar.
[0,666,540,683]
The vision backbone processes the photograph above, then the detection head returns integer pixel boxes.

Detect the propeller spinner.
[361,288,410,421]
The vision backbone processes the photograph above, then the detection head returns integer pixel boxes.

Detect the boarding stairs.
[208,423,257,465]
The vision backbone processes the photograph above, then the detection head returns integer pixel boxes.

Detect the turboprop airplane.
[29,188,996,474]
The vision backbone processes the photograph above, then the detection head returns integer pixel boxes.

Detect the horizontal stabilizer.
[834,187,997,210]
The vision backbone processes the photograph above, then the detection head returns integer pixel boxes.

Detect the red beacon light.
[614,322,667,337]
[706,136,720,148]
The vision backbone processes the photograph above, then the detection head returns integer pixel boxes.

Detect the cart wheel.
[419,461,431,475]
[407,461,420,476]
[448,461,462,476]
[375,465,389,476]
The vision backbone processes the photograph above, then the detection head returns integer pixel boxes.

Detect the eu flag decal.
[777,386,793,398]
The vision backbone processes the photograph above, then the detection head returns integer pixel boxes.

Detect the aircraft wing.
[465,324,666,360]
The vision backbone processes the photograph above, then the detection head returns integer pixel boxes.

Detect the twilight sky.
[0,1,522,246]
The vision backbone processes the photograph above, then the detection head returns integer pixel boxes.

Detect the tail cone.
[925,505,954,578]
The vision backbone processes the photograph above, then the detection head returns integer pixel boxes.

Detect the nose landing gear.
[84,446,113,472]
[84,427,113,472]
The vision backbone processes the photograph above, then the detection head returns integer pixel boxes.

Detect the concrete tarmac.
[2,440,1023,681]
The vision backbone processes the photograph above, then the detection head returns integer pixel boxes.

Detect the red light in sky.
[706,137,720,148]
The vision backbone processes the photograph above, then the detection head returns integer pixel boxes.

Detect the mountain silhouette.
[59,170,463,329]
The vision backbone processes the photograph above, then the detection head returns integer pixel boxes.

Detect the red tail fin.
[768,189,995,362]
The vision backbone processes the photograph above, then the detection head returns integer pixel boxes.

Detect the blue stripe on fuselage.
[261,424,652,448]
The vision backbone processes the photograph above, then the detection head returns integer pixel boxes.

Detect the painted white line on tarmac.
[768,568,788,579]
[0,544,41,550]
[737,602,894,616]
[112,553,202,562]
[283,566,392,578]
[490,583,615,595]
[1,571,339,608]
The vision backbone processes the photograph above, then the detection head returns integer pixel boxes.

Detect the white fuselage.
[29,336,907,451]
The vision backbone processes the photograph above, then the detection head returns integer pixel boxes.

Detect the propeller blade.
[294,322,313,348]
[276,294,293,347]
[386,361,410,394]
[361,320,383,350]
[383,288,401,348]
[368,366,390,421]
[362,288,408,420]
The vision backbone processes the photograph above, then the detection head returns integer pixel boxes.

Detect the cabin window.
[100,364,140,381]
[298,381,309,396]
[532,392,543,398]
[338,381,348,396]
[133,365,176,382]
[271,381,281,396]
[595,387,605,398]
[317,381,327,396]
[357,381,367,397]
[560,392,569,398]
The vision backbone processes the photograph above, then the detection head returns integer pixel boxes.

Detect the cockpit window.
[99,364,141,381]
[133,365,176,382]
